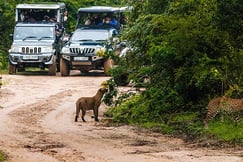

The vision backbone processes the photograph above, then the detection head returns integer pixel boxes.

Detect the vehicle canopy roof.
[78,6,132,13]
[16,3,66,10]
[78,6,120,13]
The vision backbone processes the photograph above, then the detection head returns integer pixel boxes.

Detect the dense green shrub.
[118,0,242,116]
[104,0,243,145]
[103,1,243,146]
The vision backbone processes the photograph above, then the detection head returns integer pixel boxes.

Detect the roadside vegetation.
[0,0,242,155]
[0,151,6,162]
[104,0,243,147]
[104,80,243,147]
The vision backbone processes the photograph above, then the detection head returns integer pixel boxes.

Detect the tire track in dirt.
[0,74,242,162]
[9,90,73,126]
[7,89,86,162]
[39,89,183,162]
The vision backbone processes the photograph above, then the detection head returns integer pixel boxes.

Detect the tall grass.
[205,118,243,143]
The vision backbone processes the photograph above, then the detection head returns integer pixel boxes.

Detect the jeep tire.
[8,63,16,74]
[60,58,70,76]
[48,56,57,76]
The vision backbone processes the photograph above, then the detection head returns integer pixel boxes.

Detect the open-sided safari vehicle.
[8,3,67,75]
[60,6,131,76]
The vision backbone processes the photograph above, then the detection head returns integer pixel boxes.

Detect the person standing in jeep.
[8,3,67,75]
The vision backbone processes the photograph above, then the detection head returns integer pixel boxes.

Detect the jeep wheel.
[104,59,114,76]
[60,58,70,76]
[48,56,57,75]
[8,63,16,74]
[48,63,56,76]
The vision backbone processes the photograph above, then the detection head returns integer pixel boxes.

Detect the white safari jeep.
[60,6,130,76]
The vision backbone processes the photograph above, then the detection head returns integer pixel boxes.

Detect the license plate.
[74,57,89,61]
[23,55,38,60]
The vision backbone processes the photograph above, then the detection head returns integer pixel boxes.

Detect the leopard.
[75,88,107,122]
[204,96,243,128]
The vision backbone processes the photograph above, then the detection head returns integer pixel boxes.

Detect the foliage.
[139,122,175,134]
[103,77,135,107]
[105,94,141,123]
[103,78,118,106]
[107,97,243,145]
[0,151,6,162]
[106,0,243,146]
[1,0,242,147]
[204,118,243,143]
[118,0,242,114]
[109,65,129,86]
[0,1,15,70]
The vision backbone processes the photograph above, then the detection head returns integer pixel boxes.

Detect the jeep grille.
[22,47,41,54]
[70,48,95,55]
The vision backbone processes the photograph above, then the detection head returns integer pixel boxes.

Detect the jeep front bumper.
[62,54,103,65]
[9,53,55,65]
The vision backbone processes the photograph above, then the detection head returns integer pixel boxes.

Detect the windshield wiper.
[38,36,52,41]
[23,36,38,41]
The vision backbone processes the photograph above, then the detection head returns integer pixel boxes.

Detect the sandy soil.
[0,71,242,162]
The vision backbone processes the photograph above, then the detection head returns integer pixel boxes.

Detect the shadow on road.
[13,69,109,77]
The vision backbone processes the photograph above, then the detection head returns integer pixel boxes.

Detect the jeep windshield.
[70,29,109,42]
[14,26,55,41]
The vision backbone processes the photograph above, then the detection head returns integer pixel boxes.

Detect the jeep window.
[70,30,109,42]
[76,6,131,29]
[18,9,58,22]
[16,3,67,26]
[14,26,55,40]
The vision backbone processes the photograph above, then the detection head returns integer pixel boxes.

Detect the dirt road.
[0,72,242,162]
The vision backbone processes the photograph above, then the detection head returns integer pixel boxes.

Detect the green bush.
[109,65,129,86]
[0,150,6,162]
[205,118,243,143]
[106,94,140,123]
[117,0,243,126]
[106,97,243,145]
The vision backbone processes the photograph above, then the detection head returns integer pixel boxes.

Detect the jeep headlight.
[42,46,53,53]
[61,47,70,54]
[10,45,21,53]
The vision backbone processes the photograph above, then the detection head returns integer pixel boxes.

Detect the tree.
[0,1,15,70]
[113,0,242,122]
